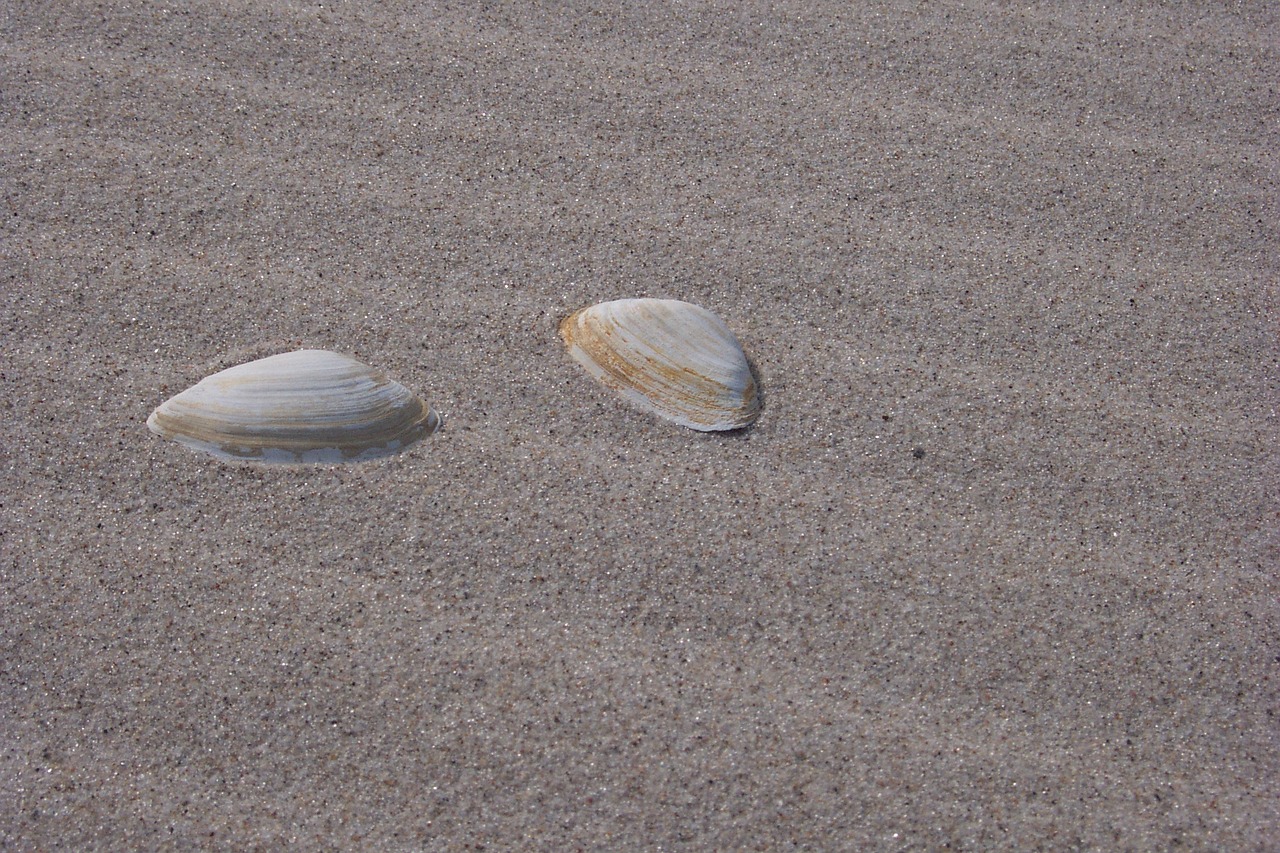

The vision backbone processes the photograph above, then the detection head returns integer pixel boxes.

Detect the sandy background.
[3,0,1277,849]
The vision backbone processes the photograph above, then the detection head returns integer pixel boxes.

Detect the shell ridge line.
[559,298,760,431]
[612,303,736,401]
[148,349,439,464]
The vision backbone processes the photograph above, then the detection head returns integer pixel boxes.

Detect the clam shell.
[147,349,440,463]
[560,298,760,431]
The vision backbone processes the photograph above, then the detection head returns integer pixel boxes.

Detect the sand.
[2,1,1276,848]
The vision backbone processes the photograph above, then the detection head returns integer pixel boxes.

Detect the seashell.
[147,349,440,463]
[560,298,760,431]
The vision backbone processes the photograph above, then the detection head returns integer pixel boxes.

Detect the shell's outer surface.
[560,298,760,431]
[147,350,440,463]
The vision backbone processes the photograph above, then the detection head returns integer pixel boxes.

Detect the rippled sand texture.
[2,1,1276,848]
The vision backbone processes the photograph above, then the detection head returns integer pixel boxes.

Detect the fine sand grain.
[3,1,1277,848]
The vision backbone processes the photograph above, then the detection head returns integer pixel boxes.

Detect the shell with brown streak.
[147,349,440,463]
[560,298,760,431]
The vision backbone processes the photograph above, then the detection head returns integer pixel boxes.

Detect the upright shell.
[147,349,440,463]
[560,298,760,431]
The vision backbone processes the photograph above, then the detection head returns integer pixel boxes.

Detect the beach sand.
[2,1,1276,848]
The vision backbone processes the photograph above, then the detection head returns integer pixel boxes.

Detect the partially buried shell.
[147,349,440,463]
[560,298,760,431]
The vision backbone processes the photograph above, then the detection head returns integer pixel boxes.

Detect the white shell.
[147,350,440,463]
[560,298,760,431]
